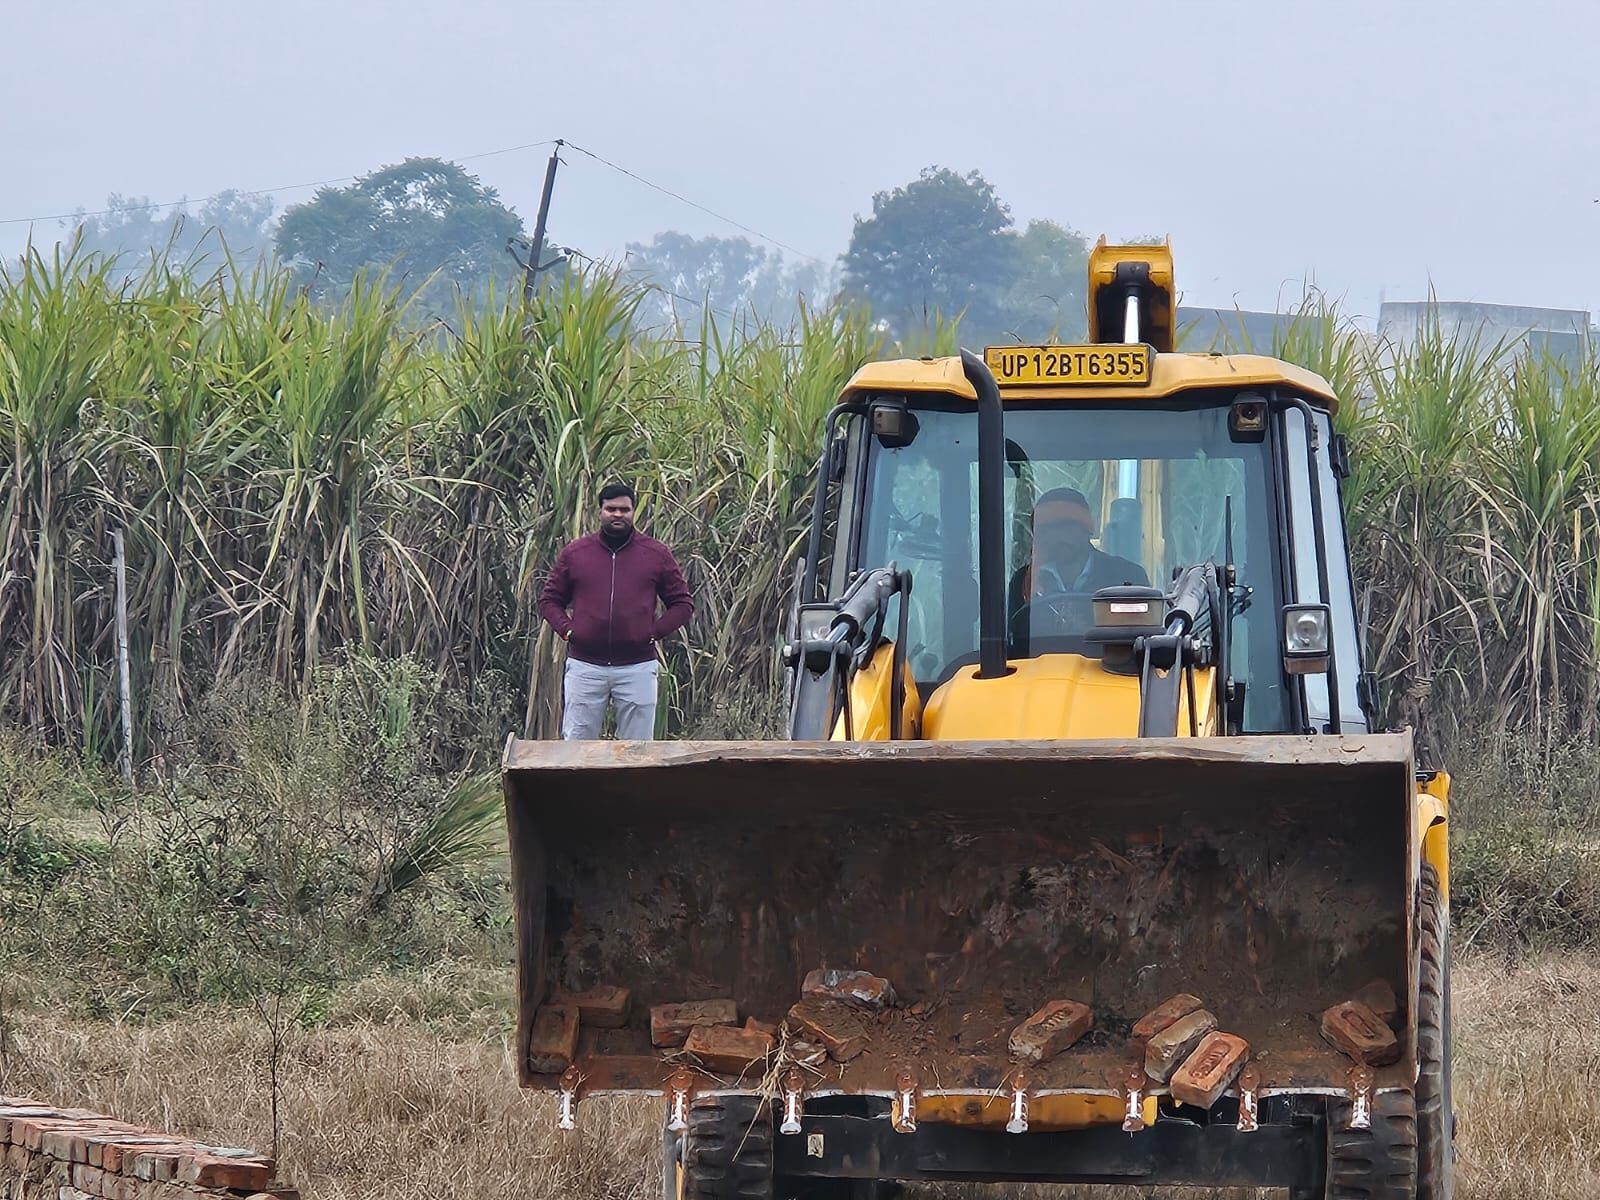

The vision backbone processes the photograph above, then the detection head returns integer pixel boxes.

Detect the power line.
[563,140,830,266]
[0,139,560,228]
[3,135,835,279]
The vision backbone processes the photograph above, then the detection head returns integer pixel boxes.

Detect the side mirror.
[1282,603,1331,675]
[1331,433,1352,480]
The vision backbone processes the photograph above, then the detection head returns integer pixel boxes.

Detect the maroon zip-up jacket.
[537,531,694,666]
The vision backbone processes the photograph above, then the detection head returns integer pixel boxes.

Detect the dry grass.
[3,956,1597,1199]
[1450,954,1600,1198]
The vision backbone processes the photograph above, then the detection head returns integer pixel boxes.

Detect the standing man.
[538,483,694,739]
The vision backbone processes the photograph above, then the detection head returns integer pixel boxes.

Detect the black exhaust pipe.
[961,349,1008,679]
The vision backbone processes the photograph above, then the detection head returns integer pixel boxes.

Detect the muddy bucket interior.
[504,736,1416,1100]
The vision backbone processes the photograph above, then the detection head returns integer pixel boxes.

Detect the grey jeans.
[561,657,660,740]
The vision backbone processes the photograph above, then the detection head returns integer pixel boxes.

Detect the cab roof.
[839,352,1339,411]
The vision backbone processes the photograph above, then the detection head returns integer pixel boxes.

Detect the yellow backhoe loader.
[504,240,1454,1199]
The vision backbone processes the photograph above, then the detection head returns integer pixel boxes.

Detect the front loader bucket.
[504,735,1418,1111]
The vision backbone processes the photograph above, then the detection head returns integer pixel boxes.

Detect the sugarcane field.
[3,5,1599,1199]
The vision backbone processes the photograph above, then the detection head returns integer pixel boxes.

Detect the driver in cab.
[1009,487,1149,644]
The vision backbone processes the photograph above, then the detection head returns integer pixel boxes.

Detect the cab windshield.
[858,400,1291,733]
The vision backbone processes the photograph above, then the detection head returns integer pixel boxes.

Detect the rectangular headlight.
[1283,603,1331,675]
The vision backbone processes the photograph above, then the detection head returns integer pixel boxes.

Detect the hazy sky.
[4,0,1598,323]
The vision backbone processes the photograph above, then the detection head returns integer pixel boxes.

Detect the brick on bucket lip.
[651,999,739,1047]
[1320,1000,1401,1066]
[684,1024,775,1074]
[1144,1009,1219,1083]
[1129,993,1205,1054]
[1169,1031,1249,1109]
[787,999,872,1061]
[1008,999,1093,1064]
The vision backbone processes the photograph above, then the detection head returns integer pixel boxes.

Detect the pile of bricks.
[634,969,900,1077]
[0,1098,295,1200]
[1132,994,1251,1109]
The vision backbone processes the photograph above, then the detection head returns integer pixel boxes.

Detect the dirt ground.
[2,953,1596,1200]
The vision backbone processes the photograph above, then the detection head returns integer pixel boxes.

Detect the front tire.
[678,1094,775,1200]
[1326,1088,1418,1199]
[1416,862,1454,1199]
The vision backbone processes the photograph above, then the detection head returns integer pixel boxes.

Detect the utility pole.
[522,139,564,304]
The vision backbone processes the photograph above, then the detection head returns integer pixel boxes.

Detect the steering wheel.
[1009,590,1097,637]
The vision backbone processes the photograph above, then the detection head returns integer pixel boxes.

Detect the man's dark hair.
[598,482,636,506]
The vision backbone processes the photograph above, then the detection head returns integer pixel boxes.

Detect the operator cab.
[788,240,1368,739]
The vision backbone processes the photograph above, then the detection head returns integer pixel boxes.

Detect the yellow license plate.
[984,344,1152,386]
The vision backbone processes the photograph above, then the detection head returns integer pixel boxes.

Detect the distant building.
[1376,300,1593,368]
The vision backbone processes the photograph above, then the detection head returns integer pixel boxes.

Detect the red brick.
[744,1016,779,1039]
[1144,1009,1218,1082]
[786,999,872,1062]
[100,1138,193,1174]
[1354,979,1400,1028]
[72,1162,106,1193]
[20,1116,101,1152]
[683,1024,775,1074]
[801,968,896,1011]
[132,1147,182,1181]
[175,1152,275,1190]
[554,985,631,1029]
[30,1121,133,1167]
[1008,999,1093,1064]
[43,1122,136,1163]
[1169,1032,1250,1109]
[1130,993,1205,1052]
[40,1124,88,1161]
[0,1105,65,1143]
[526,1004,580,1074]
[650,999,739,1047]
[1321,1001,1401,1066]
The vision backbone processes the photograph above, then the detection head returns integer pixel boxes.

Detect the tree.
[624,232,832,327]
[1003,219,1091,342]
[275,158,527,309]
[841,167,1020,340]
[841,167,1090,345]
[63,190,278,278]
